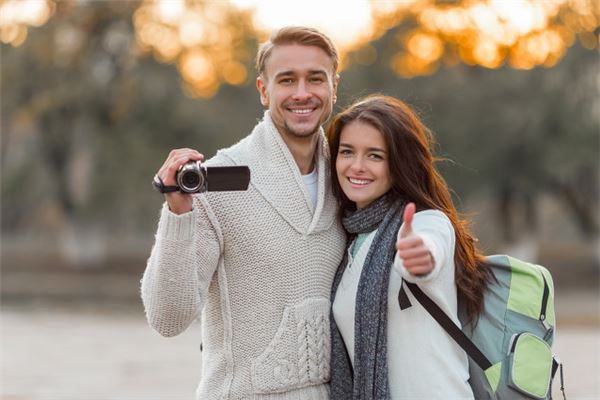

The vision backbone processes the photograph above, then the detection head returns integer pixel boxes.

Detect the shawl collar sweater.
[142,111,346,400]
[215,110,335,235]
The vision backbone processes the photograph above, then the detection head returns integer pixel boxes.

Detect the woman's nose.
[350,157,365,172]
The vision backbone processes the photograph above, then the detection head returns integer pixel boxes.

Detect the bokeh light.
[382,0,599,77]
[133,0,255,97]
[2,0,598,96]
[0,0,55,47]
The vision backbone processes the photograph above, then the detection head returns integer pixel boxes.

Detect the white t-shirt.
[302,168,318,210]
[332,209,474,400]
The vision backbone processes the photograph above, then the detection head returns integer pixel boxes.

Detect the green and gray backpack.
[400,254,565,400]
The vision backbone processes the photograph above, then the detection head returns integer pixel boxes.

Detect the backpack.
[399,254,565,400]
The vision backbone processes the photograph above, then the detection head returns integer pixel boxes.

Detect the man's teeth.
[349,178,370,185]
[291,109,312,114]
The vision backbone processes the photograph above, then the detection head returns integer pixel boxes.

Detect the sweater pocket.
[251,298,330,394]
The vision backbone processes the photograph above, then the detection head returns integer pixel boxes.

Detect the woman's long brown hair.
[327,95,491,323]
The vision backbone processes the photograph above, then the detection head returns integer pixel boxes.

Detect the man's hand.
[157,148,204,215]
[396,202,434,276]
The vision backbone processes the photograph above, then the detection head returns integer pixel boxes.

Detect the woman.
[328,95,491,399]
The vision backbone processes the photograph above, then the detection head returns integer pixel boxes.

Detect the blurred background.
[1,0,598,399]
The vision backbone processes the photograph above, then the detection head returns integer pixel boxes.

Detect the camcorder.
[153,161,250,194]
[177,161,250,193]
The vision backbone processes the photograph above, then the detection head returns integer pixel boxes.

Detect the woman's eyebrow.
[339,143,387,153]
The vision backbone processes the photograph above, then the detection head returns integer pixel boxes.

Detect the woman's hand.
[396,202,434,276]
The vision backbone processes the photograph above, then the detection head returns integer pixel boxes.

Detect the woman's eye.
[369,153,384,160]
[338,149,352,156]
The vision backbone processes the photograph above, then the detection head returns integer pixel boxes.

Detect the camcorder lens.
[182,171,200,189]
[177,161,204,193]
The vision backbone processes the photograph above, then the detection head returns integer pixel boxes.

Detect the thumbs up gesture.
[396,202,434,276]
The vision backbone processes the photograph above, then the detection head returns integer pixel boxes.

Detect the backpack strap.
[398,279,413,310]
[401,280,493,371]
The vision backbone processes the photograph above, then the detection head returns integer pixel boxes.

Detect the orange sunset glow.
[1,0,598,97]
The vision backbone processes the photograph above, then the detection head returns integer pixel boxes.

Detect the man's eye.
[310,77,324,83]
[279,78,293,84]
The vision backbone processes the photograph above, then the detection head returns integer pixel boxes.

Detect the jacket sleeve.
[141,195,222,337]
[393,209,455,285]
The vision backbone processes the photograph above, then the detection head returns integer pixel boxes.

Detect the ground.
[1,289,599,400]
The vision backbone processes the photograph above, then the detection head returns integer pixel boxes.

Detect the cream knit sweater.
[141,112,346,399]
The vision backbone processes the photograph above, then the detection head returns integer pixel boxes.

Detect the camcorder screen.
[206,166,250,192]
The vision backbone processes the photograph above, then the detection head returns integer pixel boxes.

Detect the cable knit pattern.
[252,298,331,394]
[141,111,346,399]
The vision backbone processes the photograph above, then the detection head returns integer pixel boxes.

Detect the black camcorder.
[176,161,250,193]
[153,161,250,194]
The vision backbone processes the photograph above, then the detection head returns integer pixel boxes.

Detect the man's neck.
[280,132,319,175]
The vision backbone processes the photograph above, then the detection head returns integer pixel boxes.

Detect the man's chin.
[285,122,321,138]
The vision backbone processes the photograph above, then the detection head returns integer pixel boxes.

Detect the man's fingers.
[158,149,205,185]
[168,148,204,160]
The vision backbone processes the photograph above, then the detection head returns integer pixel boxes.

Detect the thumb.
[399,202,416,239]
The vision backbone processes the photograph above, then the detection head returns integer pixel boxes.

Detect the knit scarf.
[330,195,405,400]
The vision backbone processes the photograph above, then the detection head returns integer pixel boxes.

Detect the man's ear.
[333,74,340,103]
[256,76,269,106]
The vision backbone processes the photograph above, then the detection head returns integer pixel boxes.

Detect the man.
[141,26,346,399]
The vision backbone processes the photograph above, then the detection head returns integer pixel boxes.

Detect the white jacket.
[333,210,473,399]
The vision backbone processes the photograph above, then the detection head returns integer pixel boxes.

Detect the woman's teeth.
[349,178,370,185]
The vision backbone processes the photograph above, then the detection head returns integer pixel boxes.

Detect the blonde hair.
[256,26,339,78]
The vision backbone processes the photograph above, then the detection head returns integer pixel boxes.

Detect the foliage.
[1,1,598,249]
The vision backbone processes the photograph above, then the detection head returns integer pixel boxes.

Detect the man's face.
[256,44,338,140]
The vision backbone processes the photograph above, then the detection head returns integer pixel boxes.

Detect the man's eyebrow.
[273,70,294,79]
[273,69,329,79]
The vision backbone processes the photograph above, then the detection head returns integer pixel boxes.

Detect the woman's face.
[336,120,392,209]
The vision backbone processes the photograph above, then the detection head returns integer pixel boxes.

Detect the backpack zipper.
[539,273,551,331]
[508,332,522,354]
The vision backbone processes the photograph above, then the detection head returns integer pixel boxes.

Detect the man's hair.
[256,26,339,78]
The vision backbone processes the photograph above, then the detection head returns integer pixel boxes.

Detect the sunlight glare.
[179,13,205,47]
[0,0,53,46]
[230,0,374,50]
[155,0,185,25]
[491,0,539,35]
[129,0,599,95]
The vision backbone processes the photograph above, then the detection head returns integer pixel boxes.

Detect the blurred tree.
[1,1,261,266]
[340,28,598,260]
[1,0,598,270]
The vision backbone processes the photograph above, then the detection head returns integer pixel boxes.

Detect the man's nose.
[292,80,312,101]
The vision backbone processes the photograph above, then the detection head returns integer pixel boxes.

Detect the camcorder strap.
[152,174,179,194]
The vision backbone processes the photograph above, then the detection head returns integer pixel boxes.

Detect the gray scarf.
[330,195,405,400]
